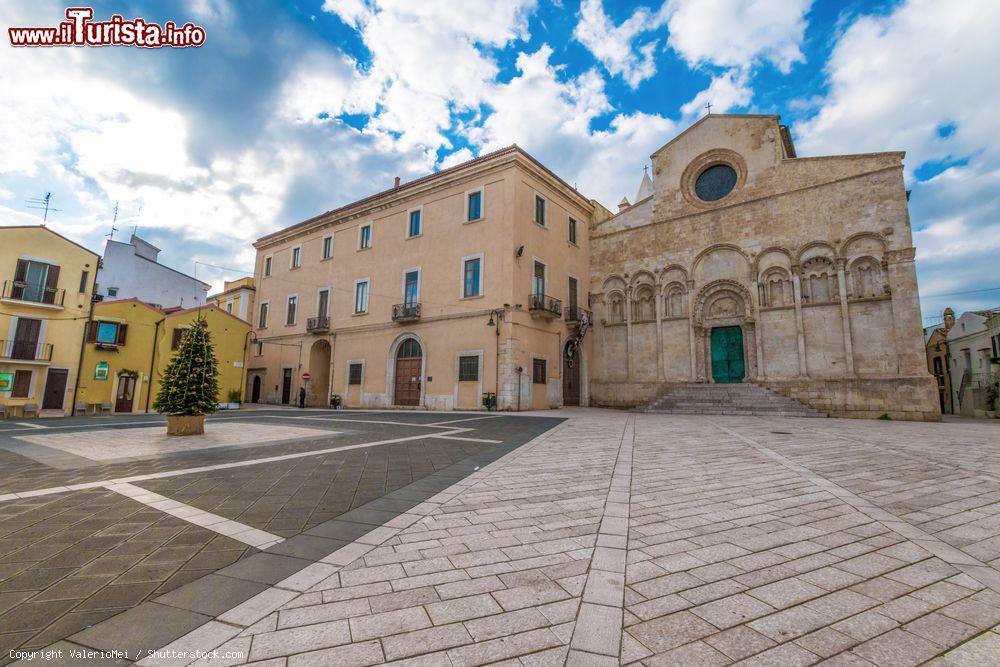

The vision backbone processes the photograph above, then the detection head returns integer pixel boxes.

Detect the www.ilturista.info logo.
[8,7,206,48]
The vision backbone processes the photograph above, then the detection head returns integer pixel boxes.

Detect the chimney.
[394,176,401,189]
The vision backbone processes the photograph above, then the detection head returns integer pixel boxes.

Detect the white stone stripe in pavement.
[105,482,284,550]
[14,421,46,429]
[427,434,503,444]
[0,428,489,503]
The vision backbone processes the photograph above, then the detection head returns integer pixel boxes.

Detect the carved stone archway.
[691,279,759,382]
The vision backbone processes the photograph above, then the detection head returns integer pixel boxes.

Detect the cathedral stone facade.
[589,114,939,420]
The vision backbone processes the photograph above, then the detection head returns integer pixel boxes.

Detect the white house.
[947,310,1000,416]
[96,234,210,308]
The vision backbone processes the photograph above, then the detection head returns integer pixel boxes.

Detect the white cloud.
[573,0,668,88]
[680,68,752,119]
[666,0,812,73]
[797,0,1000,314]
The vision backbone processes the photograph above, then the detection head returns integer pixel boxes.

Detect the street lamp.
[486,309,505,410]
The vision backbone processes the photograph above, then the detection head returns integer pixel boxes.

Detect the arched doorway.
[563,339,580,406]
[692,280,757,383]
[308,339,332,406]
[710,326,745,383]
[251,376,262,403]
[393,338,422,406]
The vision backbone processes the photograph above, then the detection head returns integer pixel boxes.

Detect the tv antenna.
[107,202,120,240]
[25,192,61,223]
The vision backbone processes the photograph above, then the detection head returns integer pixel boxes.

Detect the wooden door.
[12,318,41,360]
[281,369,292,404]
[563,342,580,406]
[251,376,261,403]
[710,326,745,384]
[394,358,422,406]
[42,369,68,410]
[115,376,136,412]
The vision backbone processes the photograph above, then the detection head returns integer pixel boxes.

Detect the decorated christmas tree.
[153,317,220,416]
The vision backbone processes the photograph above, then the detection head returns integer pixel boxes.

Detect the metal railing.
[564,306,592,324]
[0,340,53,361]
[528,293,562,318]
[2,280,65,306]
[306,316,330,333]
[392,303,422,322]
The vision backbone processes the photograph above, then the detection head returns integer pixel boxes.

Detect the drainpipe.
[145,318,163,413]
[71,293,96,415]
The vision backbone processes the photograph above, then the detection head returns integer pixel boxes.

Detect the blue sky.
[1,0,998,323]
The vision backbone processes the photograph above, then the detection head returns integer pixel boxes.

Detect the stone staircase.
[636,383,827,417]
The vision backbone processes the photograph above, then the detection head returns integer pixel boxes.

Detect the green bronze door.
[711,326,745,384]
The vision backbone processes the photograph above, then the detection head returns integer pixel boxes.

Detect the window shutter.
[14,259,27,282]
[12,370,31,398]
[86,321,99,343]
[116,323,128,346]
[172,328,183,350]
[43,264,60,304]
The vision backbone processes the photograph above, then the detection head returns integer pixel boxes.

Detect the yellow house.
[0,225,99,417]
[207,277,255,323]
[78,300,251,414]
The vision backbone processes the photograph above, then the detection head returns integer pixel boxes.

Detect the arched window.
[851,258,883,298]
[664,284,685,318]
[608,293,625,324]
[801,257,836,303]
[760,268,791,307]
[397,338,422,358]
[631,286,655,322]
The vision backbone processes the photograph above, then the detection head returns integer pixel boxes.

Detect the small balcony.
[392,303,421,323]
[2,280,65,308]
[0,340,53,363]
[528,293,562,319]
[306,316,330,333]
[565,306,592,326]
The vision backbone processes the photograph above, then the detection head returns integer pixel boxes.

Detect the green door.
[711,326,745,384]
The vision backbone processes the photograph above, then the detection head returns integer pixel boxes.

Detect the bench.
[22,403,39,418]
[0,404,5,420]
[100,402,113,415]
[75,402,88,416]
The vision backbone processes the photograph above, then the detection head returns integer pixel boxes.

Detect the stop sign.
[301,372,311,381]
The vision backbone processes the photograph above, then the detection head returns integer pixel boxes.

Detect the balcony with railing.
[392,303,422,323]
[2,280,65,308]
[0,340,53,362]
[564,306,592,326]
[528,293,562,319]
[306,316,330,333]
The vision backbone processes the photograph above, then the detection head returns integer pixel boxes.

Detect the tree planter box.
[166,415,205,436]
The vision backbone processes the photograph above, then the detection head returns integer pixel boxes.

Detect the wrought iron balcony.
[392,303,421,322]
[0,340,53,362]
[2,280,65,306]
[306,316,330,333]
[564,306,592,326]
[528,293,562,319]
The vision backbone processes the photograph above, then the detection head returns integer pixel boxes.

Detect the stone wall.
[762,377,940,421]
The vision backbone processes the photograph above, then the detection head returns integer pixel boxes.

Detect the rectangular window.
[408,209,422,237]
[568,277,578,311]
[322,236,333,259]
[13,259,58,303]
[263,256,272,277]
[992,334,1000,358]
[11,370,31,398]
[255,341,264,356]
[463,258,481,298]
[259,302,269,328]
[226,301,234,314]
[532,358,546,384]
[568,218,577,244]
[317,289,329,318]
[79,270,89,293]
[96,322,119,344]
[286,295,297,325]
[354,280,369,314]
[458,355,479,382]
[534,194,546,226]
[171,328,185,350]
[359,224,372,249]
[467,191,482,222]
[348,362,363,385]
[404,271,419,306]
[107,287,118,297]
[291,246,301,268]
[533,261,545,296]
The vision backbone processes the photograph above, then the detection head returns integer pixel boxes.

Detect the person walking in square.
[298,386,306,409]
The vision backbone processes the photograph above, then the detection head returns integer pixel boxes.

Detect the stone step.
[636,382,827,418]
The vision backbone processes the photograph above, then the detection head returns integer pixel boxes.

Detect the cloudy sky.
[1,0,998,323]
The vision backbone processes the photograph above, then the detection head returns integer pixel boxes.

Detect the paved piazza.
[1,410,1000,665]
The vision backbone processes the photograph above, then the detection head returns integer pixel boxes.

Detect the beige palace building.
[249,146,598,411]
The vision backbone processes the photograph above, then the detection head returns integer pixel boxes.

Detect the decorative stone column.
[791,265,808,378]
[835,258,856,377]
[687,280,698,381]
[654,283,665,381]
[624,286,633,382]
[750,278,765,380]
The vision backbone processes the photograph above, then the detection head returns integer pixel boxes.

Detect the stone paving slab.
[0,413,560,663]
[132,410,1000,667]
